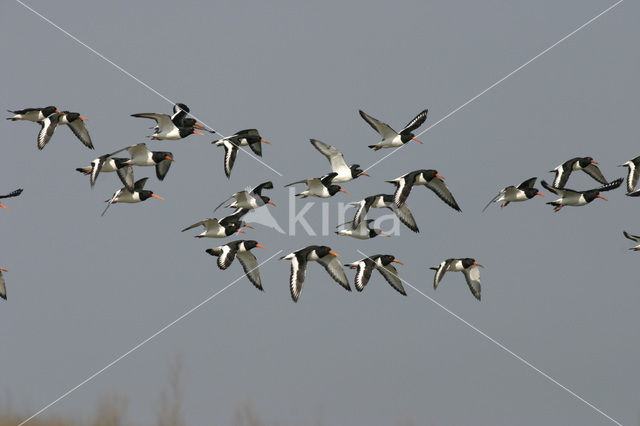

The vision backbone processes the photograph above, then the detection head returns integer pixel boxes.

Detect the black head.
[523,187,545,199]
[138,190,154,201]
[42,106,58,116]
[181,117,197,127]
[315,246,339,258]
[421,169,441,181]
[400,132,415,144]
[328,185,348,196]
[152,151,175,163]
[584,190,607,203]
[377,254,403,266]
[579,157,598,167]
[461,258,483,268]
[260,195,276,207]
[64,112,81,122]
[350,164,370,179]
[178,127,197,137]
[243,240,266,250]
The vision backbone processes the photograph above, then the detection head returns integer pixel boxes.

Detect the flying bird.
[359,109,427,150]
[37,111,93,150]
[214,181,275,211]
[550,156,607,188]
[7,106,59,122]
[541,178,623,212]
[181,210,251,238]
[206,240,266,290]
[131,105,206,140]
[0,189,23,210]
[213,129,271,178]
[350,194,419,233]
[110,143,175,181]
[280,246,350,302]
[335,219,390,240]
[482,177,545,212]
[101,177,163,216]
[285,173,348,198]
[345,254,406,295]
[430,258,484,301]
[0,267,7,300]
[623,231,640,251]
[76,154,132,190]
[619,155,640,193]
[387,169,460,211]
[309,139,369,182]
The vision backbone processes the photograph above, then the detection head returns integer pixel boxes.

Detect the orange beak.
[255,244,266,249]
[0,267,7,272]
[79,116,88,120]
[151,194,164,200]
[474,262,485,268]
[236,229,246,233]
[392,259,403,265]
[412,137,423,144]
[361,172,370,177]
[591,160,599,165]
[194,130,204,135]
[55,110,62,113]
[261,139,271,145]
[165,155,175,162]
[268,200,277,207]
[338,189,349,194]
[436,173,445,180]
[243,224,255,229]
[597,194,607,201]
[0,203,7,210]
[194,122,206,129]
[536,192,545,197]
[329,251,340,257]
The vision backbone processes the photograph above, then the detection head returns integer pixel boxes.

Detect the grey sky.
[2,0,638,424]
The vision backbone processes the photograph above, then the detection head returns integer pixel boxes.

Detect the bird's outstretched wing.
[462,266,482,301]
[318,254,350,291]
[359,110,397,139]
[400,109,428,134]
[68,118,94,149]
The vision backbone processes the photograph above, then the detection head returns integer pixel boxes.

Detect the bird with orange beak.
[345,254,406,295]
[431,258,485,301]
[101,177,163,216]
[205,240,267,290]
[309,139,370,182]
[541,178,623,212]
[359,109,428,150]
[37,111,93,150]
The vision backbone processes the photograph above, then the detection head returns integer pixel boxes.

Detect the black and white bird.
[110,143,175,181]
[205,240,266,290]
[131,107,205,140]
[7,106,59,122]
[0,267,7,300]
[37,111,93,150]
[181,209,251,238]
[101,177,163,216]
[359,109,427,150]
[280,246,350,302]
[619,155,640,193]
[213,129,271,178]
[541,178,623,212]
[350,194,419,233]
[430,258,484,301]
[0,189,23,210]
[285,173,348,198]
[76,154,132,190]
[550,157,607,188]
[482,177,545,212]
[335,219,390,240]
[309,139,369,183]
[214,181,275,211]
[345,254,406,295]
[387,169,461,211]
[623,231,640,251]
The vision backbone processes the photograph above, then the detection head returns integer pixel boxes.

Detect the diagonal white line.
[355,250,622,426]
[363,0,624,173]
[14,0,283,177]
[18,250,283,426]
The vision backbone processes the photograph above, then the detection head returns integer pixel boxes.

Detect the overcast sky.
[2,0,639,425]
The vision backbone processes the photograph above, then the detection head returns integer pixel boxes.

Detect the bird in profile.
[110,143,175,182]
[350,194,419,233]
[101,177,163,216]
[280,245,350,302]
[482,177,545,212]
[623,231,640,251]
[181,210,251,238]
[430,258,484,301]
[359,109,427,150]
[335,219,390,240]
[550,156,607,188]
[76,154,132,190]
[7,106,59,122]
[0,189,23,210]
[619,155,640,194]
[131,103,206,140]
[214,181,275,211]
[345,254,406,295]
[387,169,461,211]
[285,173,349,198]
[213,129,271,178]
[37,111,93,150]
[309,139,369,182]
[541,178,622,212]
[206,240,266,290]
[0,267,7,300]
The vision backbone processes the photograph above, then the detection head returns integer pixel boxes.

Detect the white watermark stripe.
[18,250,283,426]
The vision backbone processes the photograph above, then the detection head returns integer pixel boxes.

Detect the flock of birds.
[3,103,640,303]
